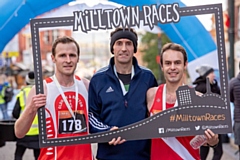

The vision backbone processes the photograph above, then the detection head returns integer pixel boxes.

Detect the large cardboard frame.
[30,3,232,147]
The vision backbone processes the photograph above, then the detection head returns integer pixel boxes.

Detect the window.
[52,30,59,43]
[43,31,50,44]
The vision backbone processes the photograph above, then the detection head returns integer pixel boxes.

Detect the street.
[0,141,238,160]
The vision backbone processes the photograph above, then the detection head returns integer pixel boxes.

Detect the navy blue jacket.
[88,57,158,160]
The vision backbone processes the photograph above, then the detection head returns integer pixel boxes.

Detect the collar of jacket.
[106,56,141,79]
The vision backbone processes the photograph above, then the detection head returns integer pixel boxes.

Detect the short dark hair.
[110,27,138,54]
[52,36,80,57]
[160,43,187,66]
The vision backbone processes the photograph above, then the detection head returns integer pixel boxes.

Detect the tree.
[140,32,171,83]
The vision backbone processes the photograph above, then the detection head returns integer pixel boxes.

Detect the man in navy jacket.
[88,27,158,160]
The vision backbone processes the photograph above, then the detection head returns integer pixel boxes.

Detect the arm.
[88,79,112,133]
[146,87,157,112]
[14,85,46,138]
[88,80,125,145]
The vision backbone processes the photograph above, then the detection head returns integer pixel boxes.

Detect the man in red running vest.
[146,43,219,160]
[14,36,93,160]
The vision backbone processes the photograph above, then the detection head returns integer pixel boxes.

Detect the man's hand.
[108,126,126,145]
[204,129,219,146]
[27,93,46,113]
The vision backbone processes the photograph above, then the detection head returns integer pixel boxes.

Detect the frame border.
[30,3,231,147]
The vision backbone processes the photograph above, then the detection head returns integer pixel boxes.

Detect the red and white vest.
[150,84,200,160]
[38,75,92,160]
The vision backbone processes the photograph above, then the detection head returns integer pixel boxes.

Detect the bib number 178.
[59,113,87,134]
[62,119,82,131]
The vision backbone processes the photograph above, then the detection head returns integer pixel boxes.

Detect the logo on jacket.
[106,86,114,93]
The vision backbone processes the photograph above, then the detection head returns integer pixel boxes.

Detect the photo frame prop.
[30,3,232,147]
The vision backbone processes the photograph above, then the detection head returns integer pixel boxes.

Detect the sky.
[181,0,227,30]
[3,0,228,53]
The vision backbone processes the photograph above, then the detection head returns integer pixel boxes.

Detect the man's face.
[113,38,134,65]
[51,42,79,76]
[161,49,187,84]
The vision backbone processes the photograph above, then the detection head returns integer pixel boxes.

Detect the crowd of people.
[0,27,237,160]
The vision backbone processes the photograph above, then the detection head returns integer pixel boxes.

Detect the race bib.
[58,110,87,134]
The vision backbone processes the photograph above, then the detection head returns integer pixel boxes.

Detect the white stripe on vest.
[161,84,195,160]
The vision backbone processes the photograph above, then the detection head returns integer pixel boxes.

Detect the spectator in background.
[193,65,223,160]
[0,71,9,147]
[12,71,40,160]
[0,73,10,120]
[229,62,240,159]
[193,65,221,95]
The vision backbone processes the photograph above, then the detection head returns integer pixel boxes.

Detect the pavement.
[0,142,98,160]
[0,141,238,160]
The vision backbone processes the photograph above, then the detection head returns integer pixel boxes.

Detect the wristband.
[207,143,218,148]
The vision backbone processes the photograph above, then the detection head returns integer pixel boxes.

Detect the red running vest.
[150,84,200,160]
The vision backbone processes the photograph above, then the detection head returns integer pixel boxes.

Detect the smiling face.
[161,49,187,84]
[113,38,134,65]
[51,42,79,77]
